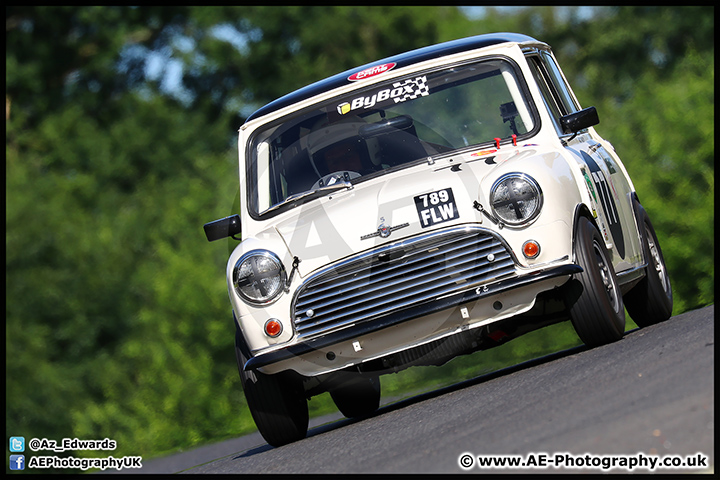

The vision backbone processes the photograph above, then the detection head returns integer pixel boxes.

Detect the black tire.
[623,203,673,327]
[329,375,381,418]
[569,216,625,346]
[235,329,308,447]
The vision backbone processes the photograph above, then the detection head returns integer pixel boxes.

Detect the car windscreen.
[248,57,537,217]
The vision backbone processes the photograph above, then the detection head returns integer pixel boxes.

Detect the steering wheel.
[311,171,361,189]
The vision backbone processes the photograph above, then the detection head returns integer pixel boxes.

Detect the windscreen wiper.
[263,180,353,215]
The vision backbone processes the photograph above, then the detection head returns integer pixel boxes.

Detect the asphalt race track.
[133,305,714,474]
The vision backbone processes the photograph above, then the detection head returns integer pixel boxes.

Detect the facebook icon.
[10,454,25,470]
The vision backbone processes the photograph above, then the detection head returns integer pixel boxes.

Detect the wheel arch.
[628,192,648,256]
[233,311,253,361]
[571,203,602,254]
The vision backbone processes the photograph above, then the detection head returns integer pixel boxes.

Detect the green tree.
[6,7,713,467]
[551,6,714,312]
[469,6,715,313]
[5,5,476,462]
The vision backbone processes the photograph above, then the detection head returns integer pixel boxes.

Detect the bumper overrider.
[242,226,582,376]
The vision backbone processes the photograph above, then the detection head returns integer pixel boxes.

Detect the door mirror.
[204,214,241,241]
[560,106,599,134]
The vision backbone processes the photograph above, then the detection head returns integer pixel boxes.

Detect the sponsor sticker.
[582,151,625,258]
[470,149,498,157]
[337,75,429,115]
[348,62,396,81]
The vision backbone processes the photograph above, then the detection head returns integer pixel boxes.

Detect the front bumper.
[244,263,581,376]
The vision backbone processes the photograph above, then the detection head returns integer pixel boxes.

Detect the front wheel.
[569,217,625,346]
[235,329,308,447]
[623,203,673,327]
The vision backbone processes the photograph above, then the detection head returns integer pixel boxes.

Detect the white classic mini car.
[204,33,673,447]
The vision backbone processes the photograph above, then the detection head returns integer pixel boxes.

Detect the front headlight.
[233,250,287,305]
[490,173,543,226]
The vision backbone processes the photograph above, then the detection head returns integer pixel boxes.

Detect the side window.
[540,51,579,115]
[528,56,564,136]
[527,51,581,136]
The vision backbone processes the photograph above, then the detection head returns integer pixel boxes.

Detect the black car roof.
[244,32,540,123]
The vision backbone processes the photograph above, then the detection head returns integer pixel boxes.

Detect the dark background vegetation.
[6,6,713,466]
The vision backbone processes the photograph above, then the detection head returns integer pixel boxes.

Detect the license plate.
[414,188,459,228]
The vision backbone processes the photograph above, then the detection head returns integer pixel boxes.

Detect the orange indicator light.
[264,319,283,337]
[523,240,540,259]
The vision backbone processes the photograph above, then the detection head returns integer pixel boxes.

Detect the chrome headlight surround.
[490,173,543,227]
[233,250,287,305]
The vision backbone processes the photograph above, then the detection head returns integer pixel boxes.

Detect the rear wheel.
[329,375,381,418]
[569,217,625,346]
[235,329,308,447]
[624,203,673,326]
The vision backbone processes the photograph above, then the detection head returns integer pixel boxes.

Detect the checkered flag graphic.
[393,76,429,103]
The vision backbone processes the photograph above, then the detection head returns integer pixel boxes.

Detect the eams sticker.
[348,62,396,81]
[414,189,459,228]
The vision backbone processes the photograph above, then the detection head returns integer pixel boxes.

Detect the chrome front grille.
[292,226,517,340]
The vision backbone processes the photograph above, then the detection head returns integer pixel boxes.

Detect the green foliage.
[550,7,715,314]
[6,6,713,468]
[602,49,714,313]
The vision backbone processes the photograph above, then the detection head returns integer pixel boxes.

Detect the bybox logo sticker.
[9,437,25,452]
[337,76,429,115]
